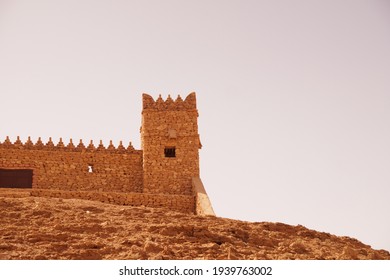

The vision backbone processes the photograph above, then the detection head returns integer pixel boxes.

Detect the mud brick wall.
[0,93,213,215]
[0,138,143,193]
[141,93,201,195]
[31,189,195,214]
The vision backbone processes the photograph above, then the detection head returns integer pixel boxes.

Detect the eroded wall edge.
[192,177,215,216]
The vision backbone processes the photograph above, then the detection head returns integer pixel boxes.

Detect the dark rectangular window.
[164,147,176,158]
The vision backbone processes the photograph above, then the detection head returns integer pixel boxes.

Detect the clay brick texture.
[0,93,210,214]
[0,139,143,193]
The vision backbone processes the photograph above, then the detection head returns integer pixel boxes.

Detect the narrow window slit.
[164,147,176,158]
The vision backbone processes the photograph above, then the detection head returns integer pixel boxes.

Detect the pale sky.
[0,0,389,251]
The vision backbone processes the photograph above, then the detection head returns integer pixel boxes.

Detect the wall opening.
[164,147,176,158]
[88,165,94,173]
[0,169,33,188]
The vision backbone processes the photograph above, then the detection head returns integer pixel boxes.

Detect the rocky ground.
[0,189,389,260]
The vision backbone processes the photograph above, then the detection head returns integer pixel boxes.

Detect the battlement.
[142,92,197,111]
[0,136,140,154]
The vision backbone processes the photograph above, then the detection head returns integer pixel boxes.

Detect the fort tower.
[141,93,201,195]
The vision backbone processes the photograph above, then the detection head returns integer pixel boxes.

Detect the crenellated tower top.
[142,92,197,111]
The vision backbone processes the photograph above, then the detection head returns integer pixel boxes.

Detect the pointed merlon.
[166,94,173,102]
[25,136,34,148]
[87,140,96,150]
[67,138,76,149]
[26,136,33,143]
[35,137,44,148]
[175,94,184,109]
[46,137,55,149]
[15,136,23,145]
[156,94,164,103]
[176,95,183,102]
[117,140,126,153]
[3,136,12,146]
[76,139,85,151]
[155,94,165,109]
[57,137,65,148]
[165,94,174,109]
[97,140,105,151]
[107,140,115,150]
[127,141,134,151]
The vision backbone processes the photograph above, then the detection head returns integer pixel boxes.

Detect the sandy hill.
[0,189,389,260]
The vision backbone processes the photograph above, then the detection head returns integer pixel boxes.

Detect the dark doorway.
[0,169,33,188]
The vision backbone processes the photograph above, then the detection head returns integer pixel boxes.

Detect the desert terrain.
[0,189,389,260]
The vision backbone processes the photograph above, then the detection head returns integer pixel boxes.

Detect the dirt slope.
[0,191,389,260]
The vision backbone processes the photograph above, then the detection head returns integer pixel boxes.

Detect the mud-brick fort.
[0,93,214,215]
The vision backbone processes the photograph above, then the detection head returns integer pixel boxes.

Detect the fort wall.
[0,137,143,193]
[31,189,195,214]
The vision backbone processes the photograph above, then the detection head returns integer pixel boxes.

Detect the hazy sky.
[1,0,389,251]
